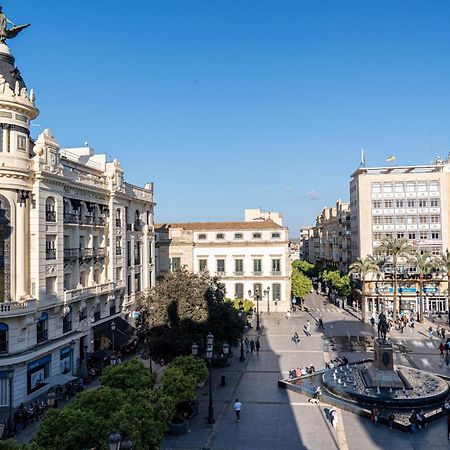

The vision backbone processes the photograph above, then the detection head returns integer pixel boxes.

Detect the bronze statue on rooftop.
[0,6,30,44]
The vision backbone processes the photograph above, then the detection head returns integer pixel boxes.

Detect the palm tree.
[349,256,379,322]
[407,251,438,323]
[377,237,415,319]
[437,249,450,325]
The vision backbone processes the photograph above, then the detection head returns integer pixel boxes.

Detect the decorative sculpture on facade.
[0,6,30,44]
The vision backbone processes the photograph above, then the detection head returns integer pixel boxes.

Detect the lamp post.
[275,298,279,314]
[206,332,215,424]
[108,432,121,450]
[238,301,245,362]
[111,321,116,352]
[69,339,76,374]
[264,287,271,314]
[376,273,381,314]
[7,369,13,436]
[248,289,260,331]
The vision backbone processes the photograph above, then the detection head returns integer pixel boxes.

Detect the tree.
[291,270,312,309]
[407,252,437,324]
[377,237,415,318]
[225,298,254,315]
[292,260,315,277]
[336,275,351,297]
[168,355,208,386]
[101,358,156,390]
[438,249,450,325]
[136,270,245,365]
[349,257,379,322]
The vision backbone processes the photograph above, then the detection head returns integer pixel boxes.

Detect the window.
[418,216,428,224]
[272,284,281,302]
[234,233,243,240]
[396,233,404,239]
[372,201,381,209]
[94,269,100,284]
[216,259,225,274]
[383,183,393,193]
[116,267,122,282]
[253,283,262,298]
[37,312,48,343]
[417,182,427,192]
[134,210,141,230]
[406,182,415,193]
[419,232,428,240]
[384,216,393,225]
[134,273,141,293]
[408,233,416,240]
[45,197,56,222]
[46,276,56,295]
[430,199,439,207]
[272,259,281,273]
[80,271,88,287]
[235,283,244,299]
[384,200,393,208]
[431,232,440,240]
[170,257,181,271]
[17,134,26,151]
[116,237,122,255]
[372,183,381,194]
[253,259,262,273]
[430,215,440,224]
[407,215,417,224]
[116,209,122,227]
[395,200,404,208]
[407,199,416,208]
[384,232,393,238]
[134,241,141,265]
[62,307,72,334]
[394,183,404,193]
[418,199,427,208]
[0,323,8,353]
[271,232,281,239]
[127,274,132,296]
[373,232,382,240]
[235,259,243,273]
[429,181,439,192]
[199,259,207,271]
[252,233,262,239]
[373,216,382,225]
[127,241,131,267]
[46,237,56,260]
[395,216,405,225]
[198,234,207,240]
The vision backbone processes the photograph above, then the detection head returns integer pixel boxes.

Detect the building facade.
[155,220,291,312]
[0,42,155,410]
[350,162,450,314]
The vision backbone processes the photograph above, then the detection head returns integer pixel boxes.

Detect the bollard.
[220,375,226,386]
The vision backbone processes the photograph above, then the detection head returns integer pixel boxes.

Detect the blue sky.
[9,1,450,234]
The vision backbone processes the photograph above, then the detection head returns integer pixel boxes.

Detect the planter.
[169,418,188,436]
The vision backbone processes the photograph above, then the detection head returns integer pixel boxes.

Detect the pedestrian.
[286,311,291,320]
[428,327,433,340]
[442,328,446,340]
[233,398,241,422]
[292,332,300,344]
[439,342,445,357]
[371,405,379,426]
[330,409,338,428]
[314,386,322,400]
[244,337,250,353]
[305,320,311,337]
[250,340,255,353]
[318,318,324,330]
[409,410,417,433]
[370,317,375,327]
[388,413,395,430]
[255,339,260,352]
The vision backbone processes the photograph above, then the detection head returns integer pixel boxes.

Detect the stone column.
[15,199,27,299]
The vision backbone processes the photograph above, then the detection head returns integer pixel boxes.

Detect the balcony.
[253,271,263,276]
[82,215,94,225]
[94,247,106,258]
[80,248,94,259]
[94,216,106,226]
[0,299,36,318]
[271,271,281,276]
[46,210,56,222]
[64,282,116,303]
[216,271,226,277]
[64,213,79,224]
[64,248,79,260]
[234,271,244,276]
[46,248,56,260]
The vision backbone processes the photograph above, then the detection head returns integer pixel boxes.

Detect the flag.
[385,155,396,163]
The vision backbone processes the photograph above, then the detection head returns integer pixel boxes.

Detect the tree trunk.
[418,275,424,324]
[393,256,398,319]
[448,277,450,325]
[361,280,366,323]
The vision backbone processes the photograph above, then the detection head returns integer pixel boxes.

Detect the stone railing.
[64,282,116,303]
[0,299,37,318]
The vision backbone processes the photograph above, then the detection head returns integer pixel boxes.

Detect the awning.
[46,373,77,387]
[93,317,136,349]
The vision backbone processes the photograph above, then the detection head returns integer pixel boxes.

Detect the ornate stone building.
[0,40,155,410]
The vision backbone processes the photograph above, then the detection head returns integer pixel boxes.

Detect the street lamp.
[108,432,121,450]
[222,342,230,366]
[206,332,215,425]
[238,301,245,362]
[7,369,13,436]
[264,287,271,314]
[191,343,198,357]
[248,289,260,331]
[69,339,76,374]
[111,321,116,352]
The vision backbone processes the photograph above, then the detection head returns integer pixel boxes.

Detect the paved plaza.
[163,293,450,450]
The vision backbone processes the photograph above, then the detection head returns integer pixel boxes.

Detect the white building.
[155,220,291,312]
[0,39,155,412]
[244,208,283,226]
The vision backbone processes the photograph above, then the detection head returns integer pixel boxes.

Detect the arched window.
[45,197,56,222]
[0,322,8,353]
[0,195,11,302]
[116,208,122,227]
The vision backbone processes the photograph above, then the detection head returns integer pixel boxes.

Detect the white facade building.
[0,41,155,412]
[156,221,291,312]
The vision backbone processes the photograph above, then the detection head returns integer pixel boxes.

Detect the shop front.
[27,354,51,395]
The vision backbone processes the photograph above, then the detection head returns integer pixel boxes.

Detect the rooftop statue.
[0,6,30,44]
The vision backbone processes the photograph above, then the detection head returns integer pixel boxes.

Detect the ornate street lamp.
[248,289,260,331]
[206,335,215,424]
[191,343,198,357]
[108,432,121,450]
[111,321,116,352]
[264,287,271,314]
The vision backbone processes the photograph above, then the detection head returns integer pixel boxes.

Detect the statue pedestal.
[362,338,404,388]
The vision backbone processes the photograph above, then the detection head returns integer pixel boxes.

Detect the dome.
[0,49,26,93]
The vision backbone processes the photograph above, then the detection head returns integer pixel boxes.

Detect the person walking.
[428,327,433,340]
[318,318,324,330]
[305,320,311,337]
[255,339,261,353]
[292,332,300,344]
[250,340,255,353]
[244,338,250,353]
[371,405,379,426]
[330,409,338,428]
[234,398,242,422]
[439,342,445,357]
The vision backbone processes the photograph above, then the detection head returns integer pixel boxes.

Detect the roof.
[155,220,285,231]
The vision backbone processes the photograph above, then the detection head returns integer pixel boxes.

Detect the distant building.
[299,227,315,263]
[155,220,291,312]
[244,208,283,226]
